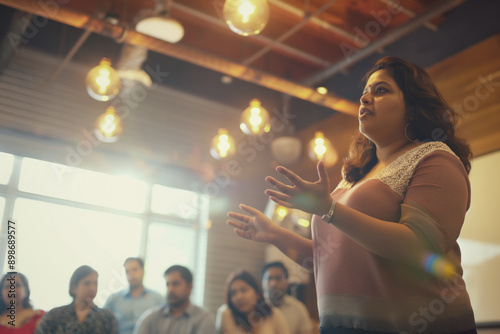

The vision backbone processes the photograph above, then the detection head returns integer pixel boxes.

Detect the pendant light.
[86,58,121,102]
[135,0,184,43]
[240,99,271,136]
[308,131,338,167]
[94,106,123,143]
[223,0,270,36]
[210,128,236,159]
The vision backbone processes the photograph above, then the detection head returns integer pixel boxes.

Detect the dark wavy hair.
[343,56,472,183]
[1,272,32,310]
[69,265,98,298]
[225,270,272,332]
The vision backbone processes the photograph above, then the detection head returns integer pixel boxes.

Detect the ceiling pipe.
[268,0,366,47]
[49,28,92,81]
[242,0,338,66]
[376,0,438,31]
[0,0,359,116]
[301,0,466,87]
[171,2,330,67]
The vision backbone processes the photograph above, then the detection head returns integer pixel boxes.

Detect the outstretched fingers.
[268,196,293,208]
[227,219,253,240]
[265,176,295,194]
[276,166,306,187]
[265,189,292,202]
[227,211,252,222]
[238,203,264,216]
[316,160,330,185]
[227,218,248,231]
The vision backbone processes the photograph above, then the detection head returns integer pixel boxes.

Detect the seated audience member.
[36,265,118,334]
[104,257,163,334]
[134,265,216,334]
[262,262,313,334]
[0,272,44,333]
[216,270,290,334]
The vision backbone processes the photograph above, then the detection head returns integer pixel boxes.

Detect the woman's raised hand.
[265,160,332,216]
[227,204,282,243]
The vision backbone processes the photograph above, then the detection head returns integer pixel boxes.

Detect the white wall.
[459,150,500,324]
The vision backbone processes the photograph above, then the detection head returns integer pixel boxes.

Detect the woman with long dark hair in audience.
[0,272,44,333]
[36,265,118,334]
[216,269,289,334]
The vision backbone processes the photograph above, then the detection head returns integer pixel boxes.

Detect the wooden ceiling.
[0,0,465,117]
[21,0,449,82]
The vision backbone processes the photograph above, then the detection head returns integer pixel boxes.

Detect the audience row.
[1,258,313,334]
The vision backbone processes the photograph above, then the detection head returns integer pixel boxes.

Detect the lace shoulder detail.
[377,141,457,198]
[335,142,458,197]
[336,178,351,190]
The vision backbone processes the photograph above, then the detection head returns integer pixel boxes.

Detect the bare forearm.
[331,202,427,264]
[271,225,313,269]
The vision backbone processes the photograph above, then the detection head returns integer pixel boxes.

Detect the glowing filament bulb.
[223,0,270,36]
[308,131,338,166]
[86,58,121,101]
[218,134,230,157]
[239,1,255,23]
[96,68,111,94]
[240,99,270,135]
[314,144,326,157]
[101,114,116,135]
[210,128,236,159]
[249,108,262,130]
[94,106,122,143]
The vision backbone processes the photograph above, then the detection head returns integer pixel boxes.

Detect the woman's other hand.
[227,204,282,243]
[265,160,332,215]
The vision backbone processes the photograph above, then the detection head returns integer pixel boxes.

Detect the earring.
[405,123,418,143]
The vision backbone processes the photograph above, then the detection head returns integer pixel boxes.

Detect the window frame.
[0,153,208,308]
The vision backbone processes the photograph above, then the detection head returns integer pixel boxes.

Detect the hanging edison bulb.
[240,99,271,135]
[308,131,338,167]
[86,58,121,101]
[94,106,123,143]
[223,0,270,36]
[210,128,236,159]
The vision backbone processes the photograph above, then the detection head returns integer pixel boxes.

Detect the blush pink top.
[312,142,475,333]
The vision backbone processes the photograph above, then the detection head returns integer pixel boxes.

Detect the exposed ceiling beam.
[0,0,359,116]
[301,0,466,87]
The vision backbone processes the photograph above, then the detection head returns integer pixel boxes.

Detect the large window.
[0,152,208,311]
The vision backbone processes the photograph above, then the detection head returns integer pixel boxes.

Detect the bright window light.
[0,152,14,184]
[151,185,200,219]
[144,222,199,303]
[0,197,5,225]
[19,158,147,213]
[0,151,209,312]
[9,197,142,310]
